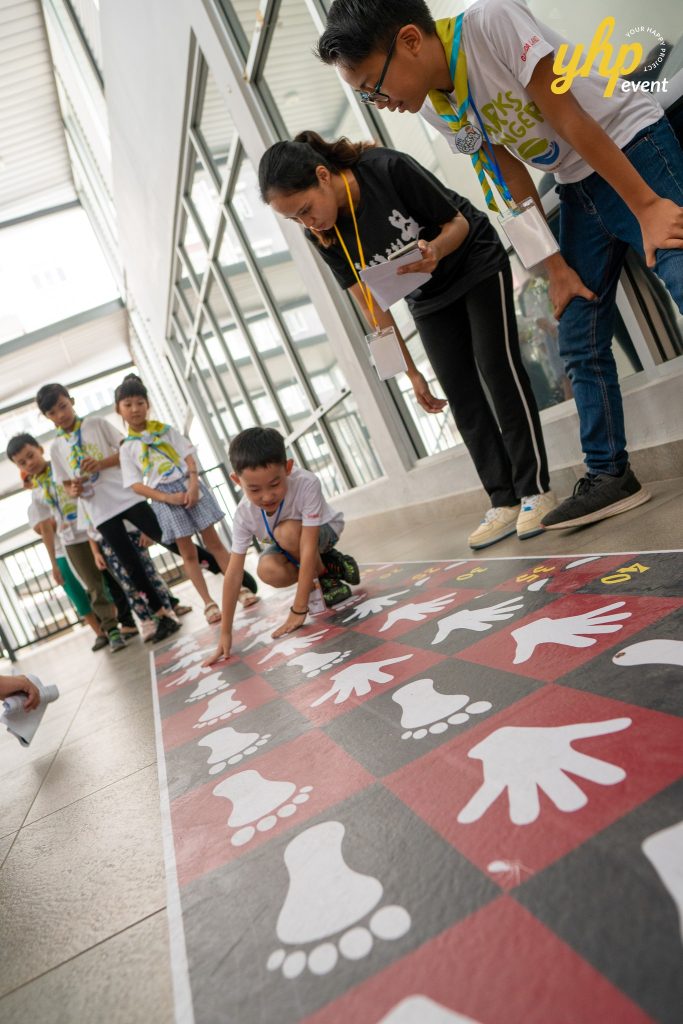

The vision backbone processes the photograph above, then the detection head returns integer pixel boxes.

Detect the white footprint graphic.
[185,671,234,702]
[288,650,353,678]
[392,679,492,739]
[193,690,247,729]
[198,726,272,774]
[267,821,411,979]
[527,577,549,592]
[166,660,209,687]
[213,769,313,847]
[613,639,683,667]
[642,820,683,946]
[379,995,482,1023]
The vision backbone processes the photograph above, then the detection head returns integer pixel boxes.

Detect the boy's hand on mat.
[272,612,307,639]
[52,565,64,587]
[639,197,683,267]
[546,260,596,319]
[408,371,447,414]
[203,633,232,666]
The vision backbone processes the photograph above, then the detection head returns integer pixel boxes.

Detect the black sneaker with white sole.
[152,616,181,644]
[541,464,650,530]
[321,548,360,585]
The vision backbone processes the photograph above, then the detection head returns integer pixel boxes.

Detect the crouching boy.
[205,427,359,663]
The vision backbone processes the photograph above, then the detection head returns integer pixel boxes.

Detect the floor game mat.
[151,552,683,1024]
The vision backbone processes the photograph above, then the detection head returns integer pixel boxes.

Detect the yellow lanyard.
[334,172,379,331]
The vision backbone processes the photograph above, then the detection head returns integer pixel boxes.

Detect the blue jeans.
[557,116,683,475]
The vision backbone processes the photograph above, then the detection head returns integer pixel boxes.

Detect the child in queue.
[116,374,258,624]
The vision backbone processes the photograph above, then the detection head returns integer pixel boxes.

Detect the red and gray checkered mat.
[152,553,683,1024]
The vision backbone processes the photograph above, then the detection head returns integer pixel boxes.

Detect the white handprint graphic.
[457,717,632,825]
[310,654,413,707]
[379,594,458,633]
[431,597,525,645]
[242,621,282,651]
[258,630,328,664]
[511,602,631,664]
[342,591,409,623]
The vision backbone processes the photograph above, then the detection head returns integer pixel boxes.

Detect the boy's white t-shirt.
[420,0,662,184]
[119,426,195,490]
[50,417,139,528]
[28,472,88,547]
[230,466,345,555]
[27,491,67,559]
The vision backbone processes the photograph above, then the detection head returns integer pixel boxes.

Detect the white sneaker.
[516,491,557,539]
[468,505,520,549]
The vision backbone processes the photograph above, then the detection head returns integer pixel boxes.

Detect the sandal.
[173,604,192,617]
[204,601,222,624]
[238,586,260,608]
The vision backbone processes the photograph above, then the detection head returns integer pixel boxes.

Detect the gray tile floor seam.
[14,757,159,832]
[0,907,168,1003]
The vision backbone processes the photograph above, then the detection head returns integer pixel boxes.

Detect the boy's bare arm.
[203,552,246,664]
[36,519,63,585]
[272,525,320,638]
[526,54,683,265]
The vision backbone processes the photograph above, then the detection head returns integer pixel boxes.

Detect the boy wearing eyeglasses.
[317,0,683,531]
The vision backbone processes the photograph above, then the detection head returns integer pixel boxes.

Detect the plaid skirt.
[152,478,225,543]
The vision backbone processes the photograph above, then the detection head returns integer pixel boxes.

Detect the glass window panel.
[230,159,347,407]
[324,396,383,486]
[260,0,371,139]
[196,65,238,183]
[177,253,200,320]
[218,215,246,272]
[180,210,208,284]
[193,344,242,435]
[172,294,193,342]
[189,150,221,241]
[294,427,345,498]
[221,0,261,49]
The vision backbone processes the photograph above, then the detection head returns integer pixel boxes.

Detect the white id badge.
[499,198,559,269]
[366,327,407,381]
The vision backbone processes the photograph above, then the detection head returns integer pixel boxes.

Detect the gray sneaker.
[542,465,650,530]
[108,628,127,653]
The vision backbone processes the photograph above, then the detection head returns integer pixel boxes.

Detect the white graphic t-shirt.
[119,426,195,490]
[420,0,662,184]
[27,491,67,558]
[50,417,139,528]
[231,467,345,555]
[28,468,88,547]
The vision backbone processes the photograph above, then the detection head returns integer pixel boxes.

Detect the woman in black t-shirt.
[259,132,555,547]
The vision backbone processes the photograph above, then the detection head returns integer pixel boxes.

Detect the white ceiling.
[0,302,130,408]
[0,0,75,221]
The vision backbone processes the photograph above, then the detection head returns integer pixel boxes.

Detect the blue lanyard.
[467,92,513,206]
[261,501,300,567]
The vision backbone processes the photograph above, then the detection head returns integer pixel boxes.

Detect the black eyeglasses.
[356,30,400,105]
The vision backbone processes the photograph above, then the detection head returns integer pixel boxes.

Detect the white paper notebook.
[359,250,432,311]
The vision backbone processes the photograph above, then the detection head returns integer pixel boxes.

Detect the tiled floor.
[1,479,681,1023]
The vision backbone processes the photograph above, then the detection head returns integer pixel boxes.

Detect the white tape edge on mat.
[150,650,196,1024]
[360,548,683,564]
